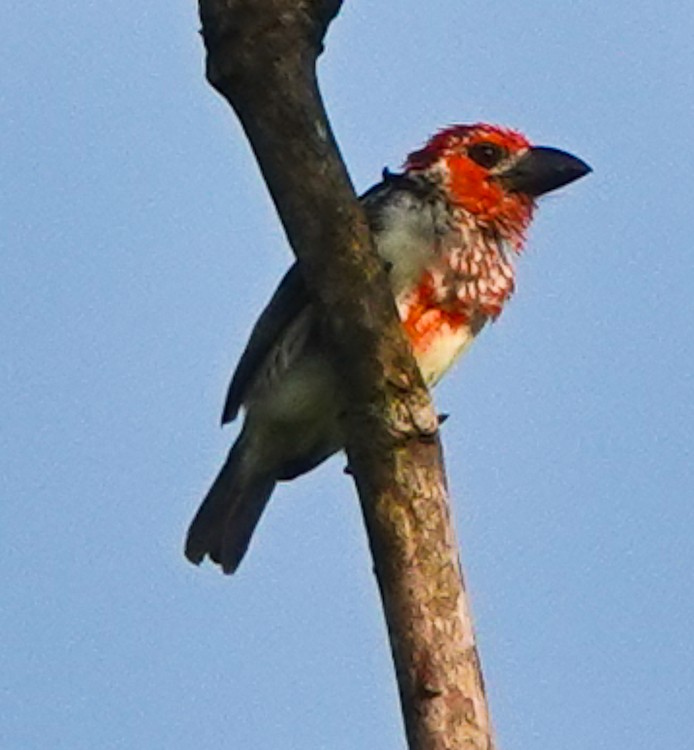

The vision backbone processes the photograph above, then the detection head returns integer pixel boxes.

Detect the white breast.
[415,322,476,386]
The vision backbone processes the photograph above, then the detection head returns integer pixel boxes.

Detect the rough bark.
[197,1,495,747]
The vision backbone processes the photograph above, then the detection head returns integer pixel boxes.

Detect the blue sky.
[2,1,693,748]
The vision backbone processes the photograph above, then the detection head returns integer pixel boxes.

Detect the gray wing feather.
[222,263,309,424]
[221,174,431,425]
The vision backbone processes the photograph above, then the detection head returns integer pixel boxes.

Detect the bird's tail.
[185,431,276,574]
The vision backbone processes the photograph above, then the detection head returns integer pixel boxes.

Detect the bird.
[185,123,591,574]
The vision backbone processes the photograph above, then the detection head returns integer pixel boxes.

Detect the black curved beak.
[500,146,591,197]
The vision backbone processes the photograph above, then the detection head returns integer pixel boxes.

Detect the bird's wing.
[221,263,310,424]
[221,174,423,425]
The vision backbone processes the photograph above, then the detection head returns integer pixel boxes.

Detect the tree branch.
[197,1,495,747]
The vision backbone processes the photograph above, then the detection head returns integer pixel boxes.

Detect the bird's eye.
[467,142,506,169]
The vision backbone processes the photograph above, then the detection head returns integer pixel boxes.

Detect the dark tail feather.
[184,438,276,574]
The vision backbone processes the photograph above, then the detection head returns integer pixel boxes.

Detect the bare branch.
[197,1,495,746]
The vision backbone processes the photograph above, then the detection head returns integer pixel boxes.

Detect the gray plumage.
[185,173,452,573]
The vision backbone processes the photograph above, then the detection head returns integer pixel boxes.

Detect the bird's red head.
[405,123,590,247]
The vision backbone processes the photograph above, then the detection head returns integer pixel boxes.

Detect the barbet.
[185,123,590,573]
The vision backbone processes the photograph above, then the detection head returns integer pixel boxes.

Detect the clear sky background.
[2,2,693,748]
